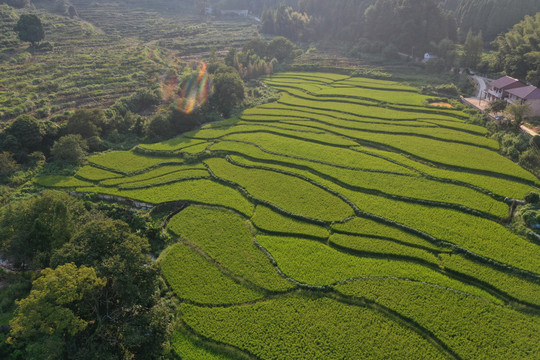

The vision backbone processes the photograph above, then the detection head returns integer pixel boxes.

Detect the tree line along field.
[37,73,540,359]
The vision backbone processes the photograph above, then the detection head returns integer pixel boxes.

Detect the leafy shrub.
[524,192,540,204]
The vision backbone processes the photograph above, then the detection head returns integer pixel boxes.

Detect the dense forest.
[260,0,539,45]
[493,13,540,86]
[441,0,540,41]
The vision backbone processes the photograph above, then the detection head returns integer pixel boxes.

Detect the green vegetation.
[160,242,263,304]
[88,151,178,174]
[336,278,540,360]
[257,235,496,299]
[251,204,329,239]
[77,178,255,217]
[75,166,122,181]
[99,164,205,186]
[205,157,354,221]
[9,70,540,359]
[34,175,92,188]
[171,331,235,360]
[168,206,294,292]
[493,13,540,85]
[13,14,44,45]
[181,295,447,360]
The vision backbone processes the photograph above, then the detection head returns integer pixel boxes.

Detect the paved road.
[521,125,539,137]
[472,75,490,99]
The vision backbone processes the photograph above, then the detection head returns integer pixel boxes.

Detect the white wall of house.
[507,96,540,117]
[526,99,540,117]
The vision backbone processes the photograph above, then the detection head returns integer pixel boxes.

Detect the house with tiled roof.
[486,76,526,101]
[506,85,540,117]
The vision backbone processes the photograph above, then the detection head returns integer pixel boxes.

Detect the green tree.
[50,219,171,359]
[505,102,533,131]
[6,115,44,155]
[487,99,508,114]
[267,36,296,62]
[13,14,44,45]
[462,29,483,69]
[494,14,540,86]
[146,113,173,140]
[364,0,456,54]
[0,191,89,268]
[66,109,106,138]
[431,38,457,69]
[0,151,19,178]
[50,134,88,165]
[8,263,106,360]
[211,70,245,116]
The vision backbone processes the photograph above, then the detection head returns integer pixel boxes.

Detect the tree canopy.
[8,264,107,360]
[493,13,540,86]
[444,0,540,41]
[13,14,44,45]
[0,191,89,269]
[364,0,457,54]
[211,71,245,116]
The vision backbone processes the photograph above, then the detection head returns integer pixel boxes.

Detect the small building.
[423,53,437,62]
[506,85,540,117]
[486,76,525,101]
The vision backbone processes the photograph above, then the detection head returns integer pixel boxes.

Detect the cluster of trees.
[224,36,296,79]
[261,4,312,41]
[442,0,540,41]
[261,0,457,57]
[364,0,457,55]
[0,88,161,186]
[0,191,174,359]
[261,0,372,42]
[461,29,483,69]
[492,13,540,86]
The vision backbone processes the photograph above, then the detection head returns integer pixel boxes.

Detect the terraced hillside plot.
[205,157,354,222]
[40,72,540,359]
[181,295,448,360]
[88,151,179,174]
[168,206,293,292]
[336,279,540,360]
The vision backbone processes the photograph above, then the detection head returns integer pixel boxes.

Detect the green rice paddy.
[41,73,540,359]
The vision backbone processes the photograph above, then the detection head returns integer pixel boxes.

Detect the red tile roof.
[489,76,523,90]
[507,85,540,100]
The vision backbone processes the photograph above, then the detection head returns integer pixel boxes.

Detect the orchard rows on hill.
[38,73,540,359]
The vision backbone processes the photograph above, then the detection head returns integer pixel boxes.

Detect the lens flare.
[162,62,212,114]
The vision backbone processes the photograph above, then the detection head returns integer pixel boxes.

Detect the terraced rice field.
[40,73,540,359]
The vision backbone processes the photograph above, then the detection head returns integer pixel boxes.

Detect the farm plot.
[180,295,447,360]
[167,206,293,292]
[39,72,540,359]
[204,157,354,222]
[88,151,179,174]
[257,235,497,300]
[336,279,540,360]
[227,150,509,218]
[159,242,263,304]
